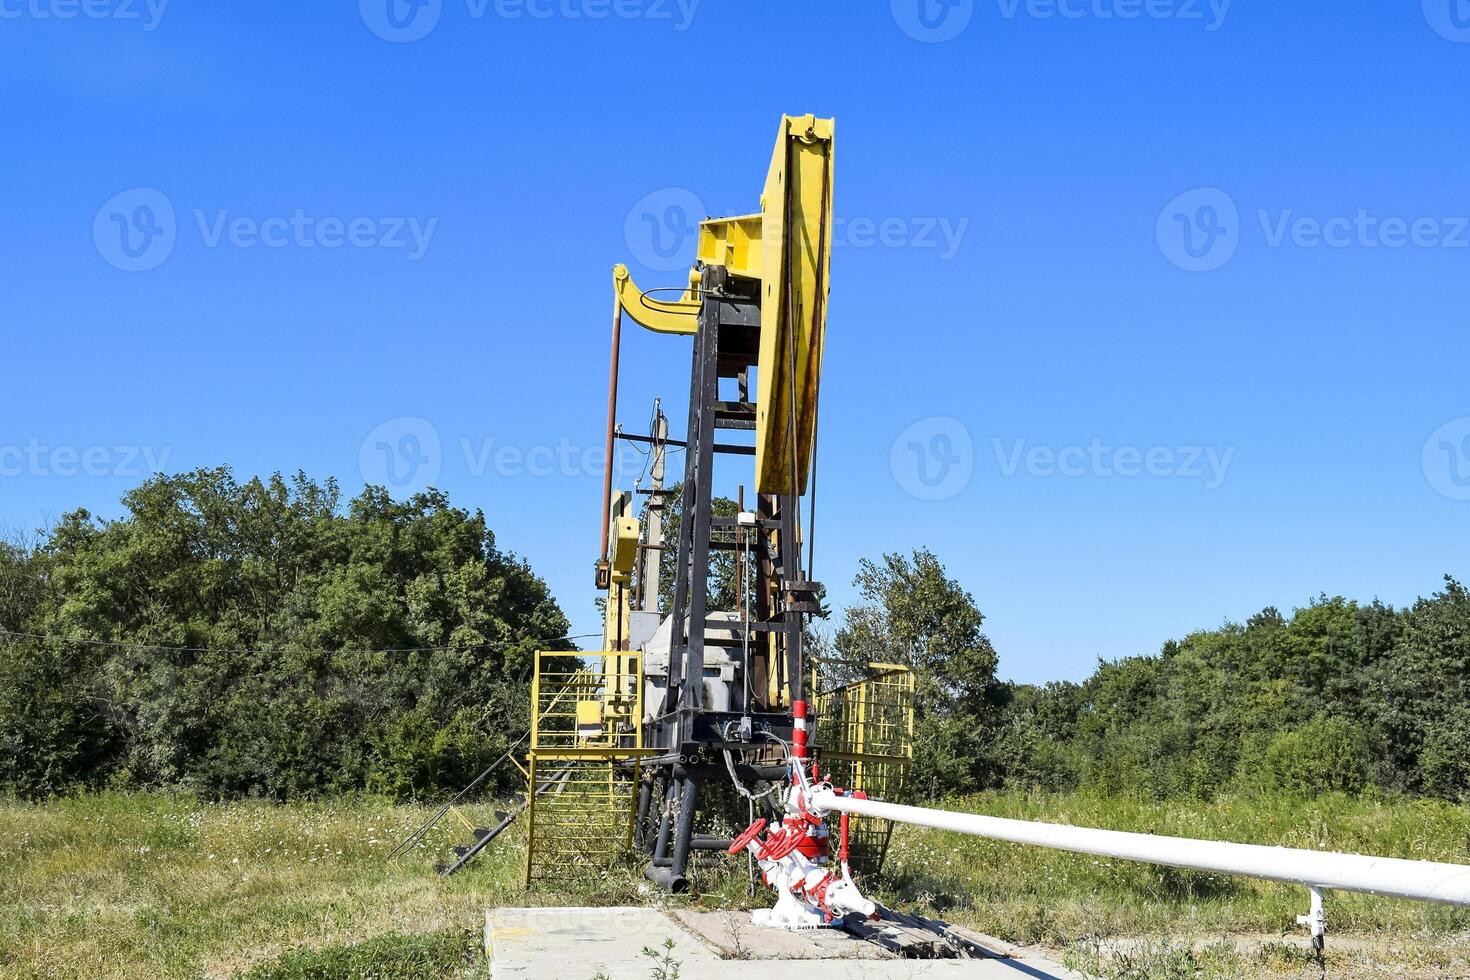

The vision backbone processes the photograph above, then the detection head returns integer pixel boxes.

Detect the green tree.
[1261,716,1371,796]
[0,468,569,800]
[834,549,1002,796]
[1419,709,1470,802]
[655,483,742,613]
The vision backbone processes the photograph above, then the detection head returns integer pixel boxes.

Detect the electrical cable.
[723,748,786,802]
[0,628,604,658]
[636,286,707,319]
[385,731,529,863]
[805,135,832,582]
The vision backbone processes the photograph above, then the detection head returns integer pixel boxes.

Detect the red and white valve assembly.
[727,715,877,931]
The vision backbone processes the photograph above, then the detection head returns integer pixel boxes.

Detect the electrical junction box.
[639,612,743,718]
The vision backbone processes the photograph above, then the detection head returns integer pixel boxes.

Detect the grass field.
[2,790,1469,979]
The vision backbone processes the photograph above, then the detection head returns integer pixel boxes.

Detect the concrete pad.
[486,907,1083,979]
[669,909,892,960]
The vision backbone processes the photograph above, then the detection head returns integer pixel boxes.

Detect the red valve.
[728,818,768,855]
[759,829,804,862]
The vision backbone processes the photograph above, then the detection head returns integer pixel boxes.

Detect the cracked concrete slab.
[485,907,1082,979]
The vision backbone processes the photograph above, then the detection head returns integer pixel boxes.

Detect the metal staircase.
[523,651,646,884]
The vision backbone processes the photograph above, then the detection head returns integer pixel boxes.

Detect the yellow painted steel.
[576,700,604,732]
[601,493,635,653]
[753,114,834,496]
[697,213,764,279]
[613,264,700,336]
[610,516,639,583]
[525,652,647,885]
[602,580,631,653]
[612,114,834,496]
[545,113,837,882]
[814,662,914,876]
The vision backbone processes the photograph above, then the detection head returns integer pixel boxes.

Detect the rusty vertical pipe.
[599,290,624,571]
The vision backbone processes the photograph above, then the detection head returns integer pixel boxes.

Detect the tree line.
[2,470,1466,805]
[831,550,1470,804]
[0,468,571,800]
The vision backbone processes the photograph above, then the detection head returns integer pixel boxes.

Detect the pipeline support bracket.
[1296,885,1327,952]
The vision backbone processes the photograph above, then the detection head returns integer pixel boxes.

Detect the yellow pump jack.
[523,115,913,899]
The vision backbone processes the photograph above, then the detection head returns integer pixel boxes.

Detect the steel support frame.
[643,265,807,890]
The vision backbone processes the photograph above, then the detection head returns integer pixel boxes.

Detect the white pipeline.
[810,790,1470,907]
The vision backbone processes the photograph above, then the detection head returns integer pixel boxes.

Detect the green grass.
[1064,937,1250,980]
[2,790,1469,979]
[0,792,638,979]
[240,930,483,980]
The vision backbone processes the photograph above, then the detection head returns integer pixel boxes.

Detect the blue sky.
[2,1,1468,684]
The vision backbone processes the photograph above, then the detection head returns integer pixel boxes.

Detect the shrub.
[1262,716,1370,796]
[1419,717,1470,802]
